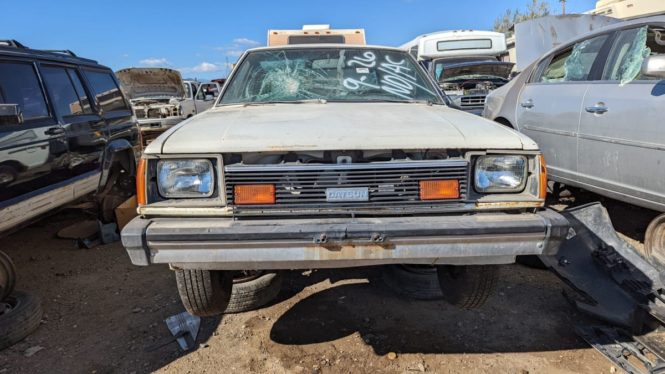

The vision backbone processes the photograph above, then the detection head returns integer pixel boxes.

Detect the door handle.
[44,127,65,136]
[520,99,534,109]
[585,104,608,114]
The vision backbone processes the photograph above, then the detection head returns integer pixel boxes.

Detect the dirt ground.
[0,191,658,374]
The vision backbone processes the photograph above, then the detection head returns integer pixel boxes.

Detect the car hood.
[148,102,538,154]
[439,61,514,81]
[116,68,185,99]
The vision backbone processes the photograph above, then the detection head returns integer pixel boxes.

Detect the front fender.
[98,139,137,191]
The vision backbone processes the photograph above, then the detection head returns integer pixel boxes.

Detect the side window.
[0,62,49,122]
[40,66,92,117]
[197,83,218,100]
[603,26,665,83]
[83,70,128,112]
[67,69,93,113]
[196,85,206,100]
[539,34,609,83]
[183,82,192,99]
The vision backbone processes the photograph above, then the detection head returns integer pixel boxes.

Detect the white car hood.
[147,103,537,154]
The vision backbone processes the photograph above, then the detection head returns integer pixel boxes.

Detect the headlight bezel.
[474,155,528,194]
[156,159,215,199]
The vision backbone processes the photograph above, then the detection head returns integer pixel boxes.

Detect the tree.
[493,0,551,36]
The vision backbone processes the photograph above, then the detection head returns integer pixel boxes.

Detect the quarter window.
[41,66,92,117]
[83,70,128,112]
[602,26,665,83]
[0,62,49,122]
[539,34,609,83]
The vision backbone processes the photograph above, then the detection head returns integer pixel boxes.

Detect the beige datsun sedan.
[122,44,569,316]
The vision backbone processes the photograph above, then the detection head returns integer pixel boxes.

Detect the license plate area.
[326,187,369,202]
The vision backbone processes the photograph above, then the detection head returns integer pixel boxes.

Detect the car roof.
[0,42,107,69]
[245,44,406,53]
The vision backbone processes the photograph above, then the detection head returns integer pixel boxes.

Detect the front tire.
[224,271,282,314]
[437,265,499,309]
[175,270,233,317]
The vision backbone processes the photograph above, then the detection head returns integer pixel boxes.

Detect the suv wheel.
[175,270,233,317]
[437,265,499,309]
[224,271,282,313]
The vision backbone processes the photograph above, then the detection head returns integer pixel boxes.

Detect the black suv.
[0,40,140,234]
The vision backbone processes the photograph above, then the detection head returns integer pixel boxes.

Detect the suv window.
[68,69,93,113]
[539,34,609,83]
[0,62,49,121]
[83,70,128,112]
[41,66,93,117]
[603,25,665,83]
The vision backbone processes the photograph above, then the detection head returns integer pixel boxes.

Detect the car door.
[0,60,68,203]
[39,64,107,175]
[193,83,218,113]
[516,33,611,184]
[578,24,665,211]
[82,68,135,148]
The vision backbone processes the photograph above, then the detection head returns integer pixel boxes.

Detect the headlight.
[157,159,214,198]
[474,155,527,193]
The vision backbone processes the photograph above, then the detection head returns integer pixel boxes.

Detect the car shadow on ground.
[268,266,591,356]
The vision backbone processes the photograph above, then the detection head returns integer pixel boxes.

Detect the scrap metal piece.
[576,325,665,374]
[541,203,665,330]
[164,311,201,351]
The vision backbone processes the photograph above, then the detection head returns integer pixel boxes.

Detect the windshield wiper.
[365,99,436,106]
[240,99,327,107]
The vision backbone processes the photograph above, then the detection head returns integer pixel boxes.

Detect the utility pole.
[560,0,566,15]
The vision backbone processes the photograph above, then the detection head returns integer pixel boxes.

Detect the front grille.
[224,160,469,215]
[460,95,486,107]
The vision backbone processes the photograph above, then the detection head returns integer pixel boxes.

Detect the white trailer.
[400,30,507,61]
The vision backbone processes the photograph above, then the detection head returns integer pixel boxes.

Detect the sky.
[2,0,597,80]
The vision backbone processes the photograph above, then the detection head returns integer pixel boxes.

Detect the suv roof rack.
[0,39,28,49]
[42,49,78,57]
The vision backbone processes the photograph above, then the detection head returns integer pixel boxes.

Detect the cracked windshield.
[219,48,442,104]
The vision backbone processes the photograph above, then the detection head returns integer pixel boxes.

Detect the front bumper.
[122,210,569,270]
[137,116,183,130]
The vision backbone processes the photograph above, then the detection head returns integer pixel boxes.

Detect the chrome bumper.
[121,210,569,270]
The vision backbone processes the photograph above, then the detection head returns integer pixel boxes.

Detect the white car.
[116,68,220,145]
[121,44,569,316]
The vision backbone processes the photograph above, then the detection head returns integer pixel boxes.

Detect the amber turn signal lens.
[538,154,548,200]
[419,180,460,200]
[234,184,276,205]
[136,158,147,206]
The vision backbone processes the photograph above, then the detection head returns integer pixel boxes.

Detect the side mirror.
[641,55,665,79]
[0,104,23,125]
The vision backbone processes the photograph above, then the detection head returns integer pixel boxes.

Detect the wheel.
[516,255,548,270]
[224,271,282,314]
[437,265,499,309]
[174,270,233,317]
[645,213,665,267]
[0,165,17,186]
[0,291,43,351]
[0,251,16,300]
[381,265,443,300]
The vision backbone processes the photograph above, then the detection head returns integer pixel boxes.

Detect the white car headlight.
[474,155,527,193]
[157,159,214,198]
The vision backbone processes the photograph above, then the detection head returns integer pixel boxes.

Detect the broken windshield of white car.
[219,48,442,104]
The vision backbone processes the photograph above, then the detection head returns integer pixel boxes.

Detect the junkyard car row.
[0,16,664,371]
